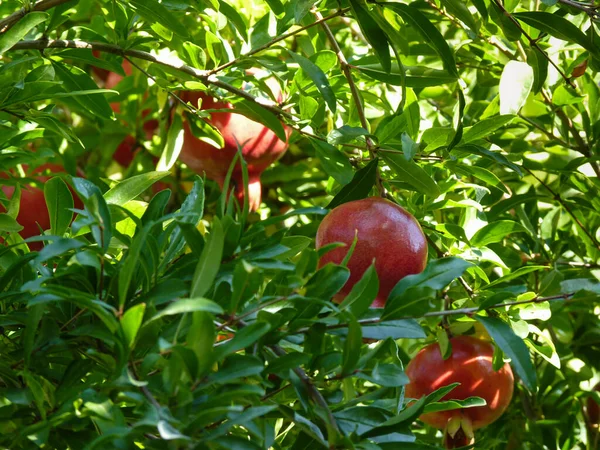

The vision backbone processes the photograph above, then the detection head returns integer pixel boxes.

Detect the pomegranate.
[315,197,427,307]
[587,382,600,425]
[1,164,83,251]
[405,335,515,448]
[178,75,289,211]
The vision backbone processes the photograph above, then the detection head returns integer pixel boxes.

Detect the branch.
[313,9,387,198]
[0,0,72,33]
[524,166,600,250]
[9,39,293,121]
[207,8,350,76]
[491,0,576,89]
[557,0,600,20]
[290,292,576,334]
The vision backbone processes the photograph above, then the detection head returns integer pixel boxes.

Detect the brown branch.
[557,0,600,20]
[207,8,350,76]
[491,0,576,89]
[525,166,600,250]
[9,39,293,121]
[539,89,600,178]
[313,9,386,197]
[290,292,576,335]
[0,0,72,33]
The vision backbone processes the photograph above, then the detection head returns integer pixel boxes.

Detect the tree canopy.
[0,0,599,449]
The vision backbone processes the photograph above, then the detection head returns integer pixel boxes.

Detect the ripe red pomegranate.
[405,336,515,448]
[1,164,83,251]
[178,75,290,211]
[587,382,600,425]
[315,197,427,307]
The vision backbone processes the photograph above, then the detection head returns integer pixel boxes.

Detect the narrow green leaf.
[289,51,337,113]
[514,12,600,58]
[121,303,146,349]
[462,115,515,143]
[471,220,529,247]
[44,177,74,237]
[339,264,379,318]
[149,298,223,323]
[104,171,170,206]
[190,217,224,298]
[342,317,362,376]
[127,0,189,39]
[475,315,537,391]
[383,3,458,77]
[381,151,440,197]
[0,12,48,56]
[327,158,379,209]
[311,139,354,185]
[499,61,533,115]
[234,100,287,142]
[349,0,391,73]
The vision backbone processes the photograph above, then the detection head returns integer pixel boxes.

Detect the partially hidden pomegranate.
[587,382,600,425]
[405,335,515,448]
[315,197,427,308]
[179,75,290,211]
[1,163,83,251]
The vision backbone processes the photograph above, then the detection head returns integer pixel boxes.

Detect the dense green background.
[0,0,599,448]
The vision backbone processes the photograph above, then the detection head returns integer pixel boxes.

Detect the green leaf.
[190,217,224,298]
[127,0,189,39]
[423,396,487,414]
[462,115,515,143]
[206,355,264,385]
[384,258,472,319]
[104,172,170,205]
[349,0,391,73]
[157,114,184,171]
[341,317,362,376]
[0,12,48,56]
[475,315,537,391]
[311,139,354,185]
[514,12,600,58]
[339,264,379,318]
[499,61,534,115]
[356,63,458,88]
[482,265,549,289]
[327,158,379,209]
[0,213,23,233]
[471,220,529,247]
[381,151,440,197]
[383,3,458,77]
[215,322,271,359]
[234,100,287,142]
[305,263,350,300]
[121,303,146,349]
[489,1,522,41]
[289,51,337,113]
[148,298,223,323]
[441,0,479,31]
[526,47,548,93]
[51,62,114,120]
[361,319,426,339]
[44,177,74,237]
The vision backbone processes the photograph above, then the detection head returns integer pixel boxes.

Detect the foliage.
[0,0,599,449]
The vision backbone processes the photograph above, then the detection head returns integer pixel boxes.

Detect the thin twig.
[524,166,600,250]
[207,8,350,76]
[9,39,293,121]
[289,292,576,335]
[0,0,71,33]
[313,9,386,197]
[557,0,600,20]
[491,0,576,89]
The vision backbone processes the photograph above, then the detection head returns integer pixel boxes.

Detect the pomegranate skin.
[587,382,600,425]
[405,335,514,431]
[315,197,427,307]
[1,164,83,251]
[178,77,290,210]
